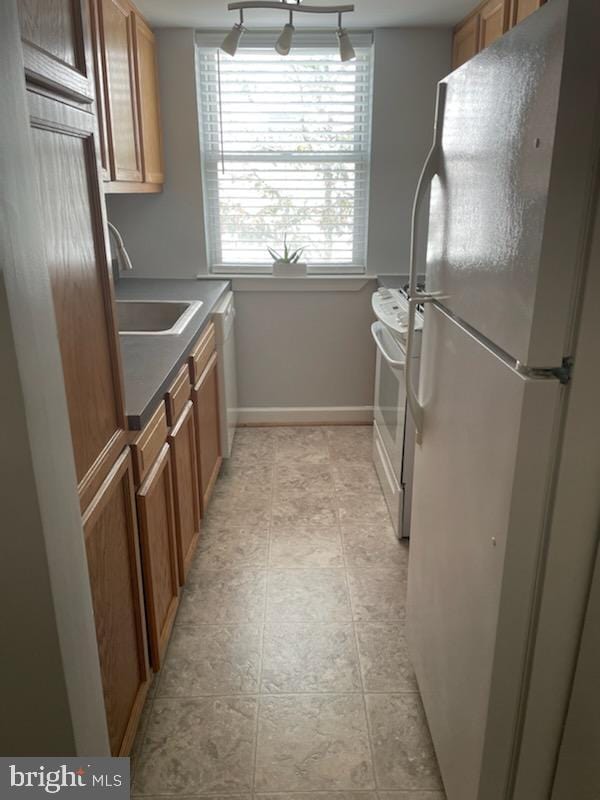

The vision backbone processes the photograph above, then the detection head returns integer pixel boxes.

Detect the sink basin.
[116,300,203,335]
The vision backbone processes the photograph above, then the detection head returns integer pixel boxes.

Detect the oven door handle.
[371,322,406,371]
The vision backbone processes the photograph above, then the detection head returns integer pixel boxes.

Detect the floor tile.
[262,623,361,693]
[272,493,338,527]
[347,569,407,622]
[267,569,352,622]
[133,696,258,795]
[177,569,267,625]
[332,462,382,494]
[327,427,373,464]
[157,624,262,697]
[337,492,393,525]
[204,494,271,527]
[274,461,335,495]
[377,792,446,799]
[255,694,375,791]
[274,427,329,464]
[257,794,378,800]
[366,694,443,791]
[190,525,269,572]
[270,526,343,568]
[355,623,417,692]
[342,524,409,570]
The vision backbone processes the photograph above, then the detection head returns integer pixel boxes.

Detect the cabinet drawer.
[131,401,168,484]
[189,322,216,384]
[165,363,191,426]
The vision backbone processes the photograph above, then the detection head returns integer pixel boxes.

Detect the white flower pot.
[272,260,307,277]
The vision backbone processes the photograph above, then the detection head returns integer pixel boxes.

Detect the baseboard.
[237,406,374,426]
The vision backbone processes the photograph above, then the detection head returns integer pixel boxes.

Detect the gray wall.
[367,28,452,275]
[108,27,451,414]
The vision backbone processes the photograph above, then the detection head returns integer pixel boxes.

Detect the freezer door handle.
[371,323,406,370]
[406,81,447,444]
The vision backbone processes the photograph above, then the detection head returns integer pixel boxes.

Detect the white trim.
[196,274,376,291]
[237,406,374,425]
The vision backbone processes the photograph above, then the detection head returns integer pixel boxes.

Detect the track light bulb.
[221,22,245,56]
[275,22,295,56]
[337,28,355,62]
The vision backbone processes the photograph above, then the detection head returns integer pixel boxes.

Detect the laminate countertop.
[116,278,230,430]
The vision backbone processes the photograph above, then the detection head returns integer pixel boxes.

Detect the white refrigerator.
[405,1,600,799]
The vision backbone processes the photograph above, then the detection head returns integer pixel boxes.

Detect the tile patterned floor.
[132,426,445,800]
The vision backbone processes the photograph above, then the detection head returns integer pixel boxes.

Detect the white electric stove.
[371,286,423,537]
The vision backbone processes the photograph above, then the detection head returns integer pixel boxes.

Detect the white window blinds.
[196,36,373,273]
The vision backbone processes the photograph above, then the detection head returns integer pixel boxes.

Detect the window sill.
[196,274,377,293]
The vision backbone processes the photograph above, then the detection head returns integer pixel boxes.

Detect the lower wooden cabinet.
[192,352,223,512]
[168,401,201,584]
[82,447,150,756]
[136,443,179,670]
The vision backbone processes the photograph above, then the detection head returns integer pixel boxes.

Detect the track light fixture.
[220,1,356,61]
[275,11,295,55]
[221,9,246,56]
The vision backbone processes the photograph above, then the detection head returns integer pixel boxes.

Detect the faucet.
[107,221,134,277]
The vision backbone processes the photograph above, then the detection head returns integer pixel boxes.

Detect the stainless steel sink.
[116,300,203,335]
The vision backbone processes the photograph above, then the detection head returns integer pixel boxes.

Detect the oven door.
[371,321,407,484]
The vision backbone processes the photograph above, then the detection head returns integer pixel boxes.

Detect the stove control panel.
[371,288,423,337]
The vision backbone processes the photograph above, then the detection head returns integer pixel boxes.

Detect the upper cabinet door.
[133,14,164,185]
[452,14,480,70]
[18,0,95,105]
[510,0,545,26]
[99,0,143,182]
[478,0,509,50]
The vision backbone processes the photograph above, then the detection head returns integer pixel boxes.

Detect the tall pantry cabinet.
[17,0,150,756]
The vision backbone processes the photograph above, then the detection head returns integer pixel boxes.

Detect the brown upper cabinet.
[95,0,164,192]
[510,0,545,25]
[133,14,164,185]
[452,0,545,70]
[99,0,143,184]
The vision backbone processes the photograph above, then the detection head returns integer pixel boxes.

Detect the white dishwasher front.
[213,291,238,458]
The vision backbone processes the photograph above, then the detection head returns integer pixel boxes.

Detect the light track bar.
[228,2,354,13]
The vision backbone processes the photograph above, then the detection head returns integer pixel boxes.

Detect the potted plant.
[268,234,307,277]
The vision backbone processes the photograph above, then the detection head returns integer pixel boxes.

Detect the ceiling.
[135,0,473,29]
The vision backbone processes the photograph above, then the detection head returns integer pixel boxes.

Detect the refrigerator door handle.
[406,81,447,444]
[371,322,406,370]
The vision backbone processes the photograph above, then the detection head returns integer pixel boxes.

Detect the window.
[196,34,373,274]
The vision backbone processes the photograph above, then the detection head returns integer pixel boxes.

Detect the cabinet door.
[133,13,164,185]
[90,0,110,179]
[510,0,545,26]
[479,0,509,50]
[99,0,143,182]
[192,352,223,512]
[452,14,480,70]
[137,443,179,670]
[18,0,95,105]
[83,448,150,756]
[168,401,201,584]
[27,92,127,511]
